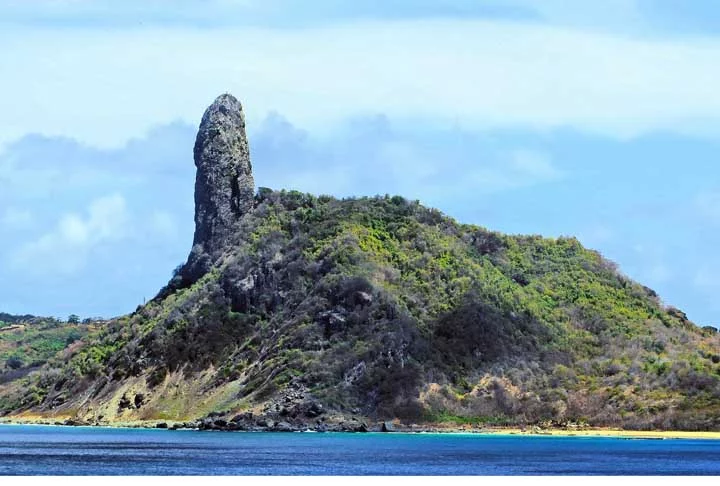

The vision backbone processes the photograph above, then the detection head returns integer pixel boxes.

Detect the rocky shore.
[0,414,405,433]
[4,415,720,440]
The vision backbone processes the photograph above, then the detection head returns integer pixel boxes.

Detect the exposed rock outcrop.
[181,93,255,285]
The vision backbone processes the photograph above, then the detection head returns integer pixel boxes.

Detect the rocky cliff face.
[182,94,255,284]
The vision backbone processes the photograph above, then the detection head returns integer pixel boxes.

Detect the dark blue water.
[1,424,719,475]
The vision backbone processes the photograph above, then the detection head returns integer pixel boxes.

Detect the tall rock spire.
[192,93,255,255]
[176,94,255,287]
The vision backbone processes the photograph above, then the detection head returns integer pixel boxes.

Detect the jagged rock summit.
[182,93,255,284]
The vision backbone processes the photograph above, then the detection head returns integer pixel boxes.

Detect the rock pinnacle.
[180,93,255,285]
[193,93,255,255]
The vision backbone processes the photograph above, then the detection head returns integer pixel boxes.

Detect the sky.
[0,0,719,326]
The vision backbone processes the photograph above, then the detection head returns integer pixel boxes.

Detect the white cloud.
[3,19,720,148]
[10,194,130,274]
[462,149,562,194]
[249,111,564,200]
[1,208,34,229]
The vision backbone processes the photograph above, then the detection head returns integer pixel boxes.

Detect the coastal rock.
[272,421,295,432]
[304,401,324,418]
[231,412,254,423]
[63,419,87,427]
[198,418,215,430]
[183,94,254,284]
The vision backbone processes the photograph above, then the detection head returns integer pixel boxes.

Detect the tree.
[66,329,83,345]
[67,314,80,324]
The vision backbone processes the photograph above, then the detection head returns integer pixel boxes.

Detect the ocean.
[1,424,719,475]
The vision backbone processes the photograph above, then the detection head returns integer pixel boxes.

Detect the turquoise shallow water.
[1,424,719,475]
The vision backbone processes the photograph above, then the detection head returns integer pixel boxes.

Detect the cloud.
[507,0,642,31]
[10,194,129,275]
[509,150,561,179]
[3,18,720,149]
[0,0,536,28]
[1,208,34,229]
[0,122,196,203]
[251,114,564,205]
[2,0,700,36]
[462,149,563,193]
[0,122,201,316]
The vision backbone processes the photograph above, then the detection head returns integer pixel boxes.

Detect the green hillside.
[3,189,718,430]
[0,315,99,410]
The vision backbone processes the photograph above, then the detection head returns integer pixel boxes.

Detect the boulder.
[304,401,324,418]
[231,412,253,423]
[273,421,295,432]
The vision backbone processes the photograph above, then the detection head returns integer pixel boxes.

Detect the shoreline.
[2,416,720,440]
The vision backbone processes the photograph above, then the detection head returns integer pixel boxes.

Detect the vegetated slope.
[3,189,719,430]
[0,316,96,374]
[0,315,98,410]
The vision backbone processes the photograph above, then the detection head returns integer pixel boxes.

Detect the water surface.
[1,424,719,475]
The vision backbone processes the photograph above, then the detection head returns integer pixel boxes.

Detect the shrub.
[5,357,23,370]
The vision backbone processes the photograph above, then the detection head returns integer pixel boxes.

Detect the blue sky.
[0,1,719,326]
